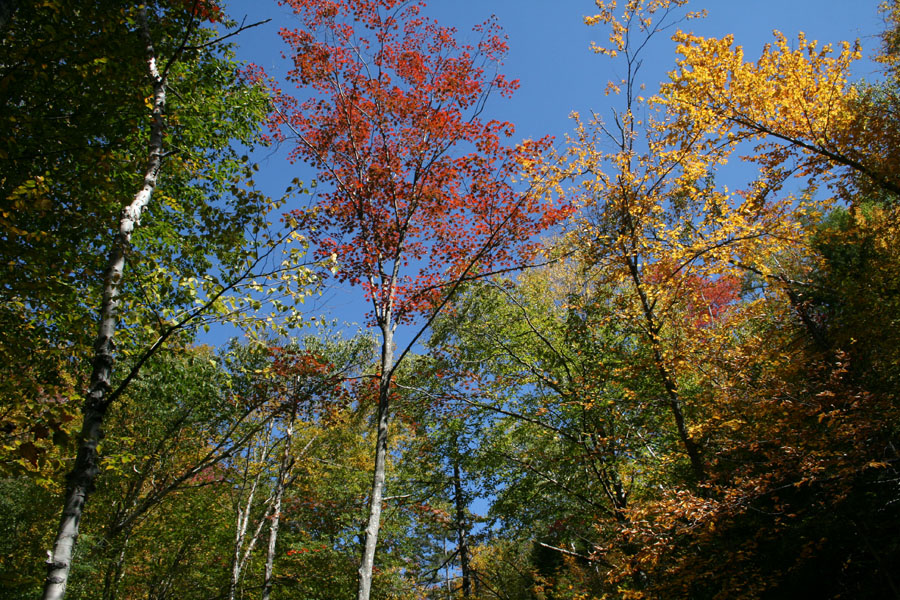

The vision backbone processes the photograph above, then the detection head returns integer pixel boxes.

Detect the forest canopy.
[1,1,899,599]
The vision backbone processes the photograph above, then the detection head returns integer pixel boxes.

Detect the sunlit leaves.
[260,0,570,326]
[660,25,899,201]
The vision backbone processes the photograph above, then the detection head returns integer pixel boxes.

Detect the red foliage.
[175,0,224,23]
[268,346,353,417]
[286,546,327,556]
[685,273,739,327]
[645,260,740,327]
[270,346,334,380]
[187,464,226,485]
[262,0,571,324]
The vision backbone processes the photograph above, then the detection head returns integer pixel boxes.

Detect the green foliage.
[2,2,900,600]
[0,477,57,599]
[810,204,900,389]
[0,0,316,480]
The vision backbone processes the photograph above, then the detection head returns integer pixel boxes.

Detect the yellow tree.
[520,2,844,594]
[571,3,900,597]
[660,14,900,201]
[658,6,900,349]
[544,0,806,485]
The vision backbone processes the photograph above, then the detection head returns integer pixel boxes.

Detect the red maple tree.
[268,0,568,325]
[259,1,570,597]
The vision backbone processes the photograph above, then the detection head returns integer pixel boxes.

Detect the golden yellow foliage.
[555,1,813,425]
[661,26,900,200]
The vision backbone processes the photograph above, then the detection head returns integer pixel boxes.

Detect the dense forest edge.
[2,0,900,599]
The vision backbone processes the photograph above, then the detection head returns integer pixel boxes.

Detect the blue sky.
[228,0,884,149]
[220,0,885,334]
[212,0,888,522]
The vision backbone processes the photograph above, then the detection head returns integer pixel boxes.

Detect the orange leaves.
[413,501,452,524]
[283,29,332,85]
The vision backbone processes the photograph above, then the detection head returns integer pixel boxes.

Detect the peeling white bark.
[356,320,394,600]
[41,10,166,600]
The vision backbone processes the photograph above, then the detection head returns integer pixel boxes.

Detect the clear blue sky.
[220,0,885,332]
[227,0,883,148]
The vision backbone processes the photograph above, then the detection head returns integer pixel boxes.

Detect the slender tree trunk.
[624,250,705,482]
[261,493,284,600]
[452,459,472,599]
[101,533,130,600]
[42,12,166,600]
[357,321,395,600]
[228,425,274,600]
[262,402,297,600]
[229,475,258,600]
[443,537,451,599]
[148,538,190,600]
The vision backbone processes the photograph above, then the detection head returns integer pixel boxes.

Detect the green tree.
[0,1,316,597]
[429,268,642,599]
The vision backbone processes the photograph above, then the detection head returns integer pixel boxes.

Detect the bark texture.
[42,10,166,600]
[228,425,275,600]
[356,321,394,600]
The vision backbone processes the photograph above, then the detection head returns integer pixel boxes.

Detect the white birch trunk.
[42,11,166,600]
[261,402,297,600]
[356,320,394,600]
[228,425,274,600]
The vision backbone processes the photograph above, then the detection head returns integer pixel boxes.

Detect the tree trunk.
[42,11,166,600]
[624,250,706,482]
[262,402,297,600]
[101,532,130,600]
[228,425,275,600]
[452,459,472,598]
[356,322,394,600]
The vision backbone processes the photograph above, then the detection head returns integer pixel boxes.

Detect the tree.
[428,264,653,598]
[380,354,487,599]
[67,345,243,600]
[428,2,898,596]
[0,1,317,597]
[553,3,900,597]
[661,10,900,202]
[263,1,570,597]
[0,0,152,482]
[219,336,367,600]
[562,0,725,483]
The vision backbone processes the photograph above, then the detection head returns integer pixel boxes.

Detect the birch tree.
[2,2,319,598]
